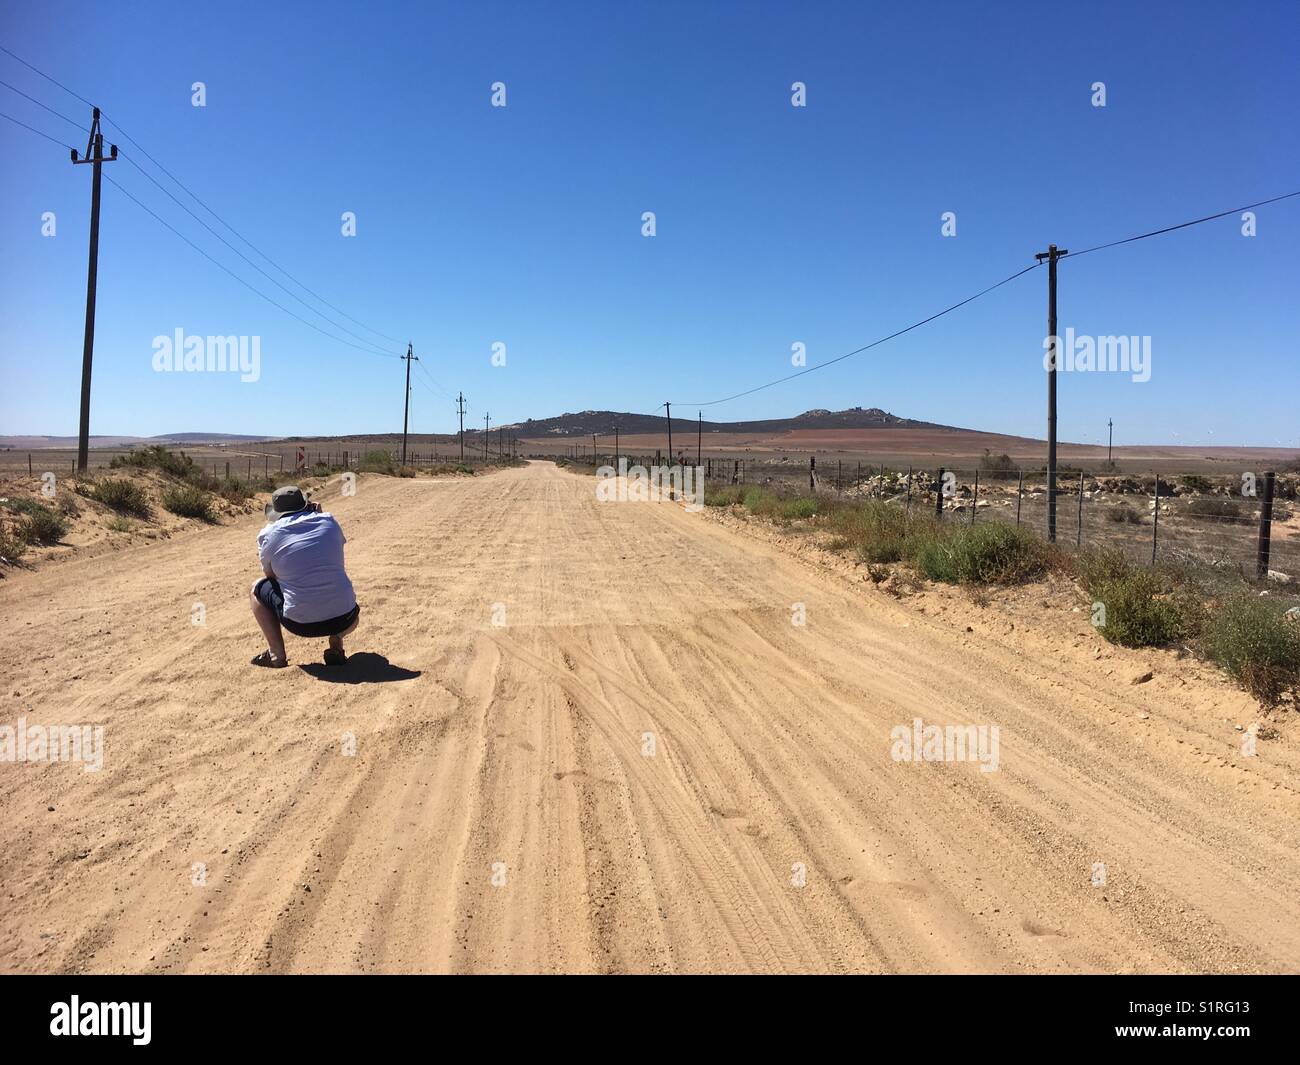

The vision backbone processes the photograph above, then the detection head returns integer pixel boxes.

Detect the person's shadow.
[299,652,421,684]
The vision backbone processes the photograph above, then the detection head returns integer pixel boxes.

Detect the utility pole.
[484,412,491,458]
[456,392,466,461]
[592,433,598,464]
[1034,243,1068,542]
[400,343,418,466]
[614,425,619,466]
[1107,417,1113,466]
[664,402,673,464]
[697,411,702,466]
[71,108,117,473]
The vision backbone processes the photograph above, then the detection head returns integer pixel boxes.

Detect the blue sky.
[0,0,1297,445]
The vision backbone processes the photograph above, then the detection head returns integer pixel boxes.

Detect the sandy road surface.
[2,460,1299,974]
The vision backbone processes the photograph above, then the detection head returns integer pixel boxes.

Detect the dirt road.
[2,460,1298,973]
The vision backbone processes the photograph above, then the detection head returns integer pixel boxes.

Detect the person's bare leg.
[327,617,358,657]
[250,581,287,663]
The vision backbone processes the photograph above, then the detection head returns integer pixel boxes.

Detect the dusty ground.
[1,460,1298,974]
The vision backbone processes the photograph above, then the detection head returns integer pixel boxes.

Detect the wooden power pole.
[400,343,418,466]
[457,392,466,461]
[664,402,673,463]
[1035,243,1068,542]
[71,108,117,473]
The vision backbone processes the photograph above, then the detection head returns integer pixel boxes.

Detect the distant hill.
[502,407,959,439]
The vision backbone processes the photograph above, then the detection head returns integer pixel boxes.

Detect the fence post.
[1016,470,1023,526]
[935,467,945,520]
[878,462,885,499]
[970,470,979,525]
[1256,470,1276,580]
[837,459,842,495]
[1151,473,1160,565]
[905,467,913,515]
[28,453,32,477]
[225,460,230,480]
[809,456,816,492]
[1076,470,1085,548]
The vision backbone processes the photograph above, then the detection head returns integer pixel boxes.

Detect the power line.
[677,188,1300,409]
[1068,189,1300,259]
[0,43,405,347]
[102,171,400,359]
[0,103,402,363]
[414,359,456,400]
[678,261,1043,408]
[114,149,400,357]
[0,76,87,132]
[0,107,75,149]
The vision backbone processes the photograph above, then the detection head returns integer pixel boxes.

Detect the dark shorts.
[255,578,360,638]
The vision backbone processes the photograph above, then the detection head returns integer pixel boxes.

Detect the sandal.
[323,648,346,666]
[251,650,288,668]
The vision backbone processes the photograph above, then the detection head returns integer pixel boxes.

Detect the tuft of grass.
[90,478,151,517]
[1201,594,1300,706]
[161,484,216,521]
[106,516,134,533]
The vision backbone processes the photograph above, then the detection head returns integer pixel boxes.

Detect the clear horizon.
[1,0,1297,448]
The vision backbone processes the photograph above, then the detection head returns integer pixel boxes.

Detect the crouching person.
[249,486,359,668]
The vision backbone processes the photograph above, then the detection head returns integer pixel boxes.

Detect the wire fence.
[575,450,1299,586]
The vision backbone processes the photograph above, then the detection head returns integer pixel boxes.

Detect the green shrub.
[0,522,26,563]
[1186,497,1247,523]
[704,485,746,507]
[1106,504,1143,524]
[980,449,1019,480]
[107,516,134,532]
[91,478,151,517]
[160,484,215,521]
[19,504,67,544]
[916,522,1046,585]
[217,477,253,502]
[111,444,194,478]
[1202,595,1300,706]
[779,497,819,520]
[1180,474,1213,494]
[1076,549,1187,647]
[826,501,914,563]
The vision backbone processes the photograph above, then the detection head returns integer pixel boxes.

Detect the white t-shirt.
[257,510,356,623]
